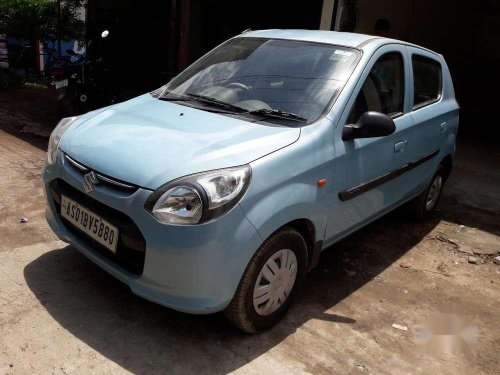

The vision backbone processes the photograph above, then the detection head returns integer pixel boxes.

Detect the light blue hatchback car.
[43,30,458,332]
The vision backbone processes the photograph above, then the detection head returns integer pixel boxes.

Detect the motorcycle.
[56,30,119,116]
[53,50,85,115]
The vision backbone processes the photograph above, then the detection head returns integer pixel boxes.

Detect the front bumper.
[42,151,263,314]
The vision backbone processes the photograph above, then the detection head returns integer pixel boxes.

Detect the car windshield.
[159,37,361,123]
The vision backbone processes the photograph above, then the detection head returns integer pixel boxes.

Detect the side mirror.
[342,111,396,141]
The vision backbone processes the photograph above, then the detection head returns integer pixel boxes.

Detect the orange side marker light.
[317,178,327,188]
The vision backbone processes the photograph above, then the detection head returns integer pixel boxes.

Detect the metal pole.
[57,0,62,55]
[168,0,178,76]
[177,0,190,70]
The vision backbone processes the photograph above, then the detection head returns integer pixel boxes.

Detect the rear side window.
[412,55,442,108]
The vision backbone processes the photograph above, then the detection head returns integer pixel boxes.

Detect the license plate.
[55,79,68,89]
[61,195,119,253]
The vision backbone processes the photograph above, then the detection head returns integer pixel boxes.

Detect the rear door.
[406,47,448,184]
[326,44,420,242]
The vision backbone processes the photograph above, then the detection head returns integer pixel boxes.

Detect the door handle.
[394,140,407,153]
[439,122,447,131]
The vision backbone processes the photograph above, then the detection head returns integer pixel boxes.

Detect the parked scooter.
[56,30,118,116]
[53,50,85,115]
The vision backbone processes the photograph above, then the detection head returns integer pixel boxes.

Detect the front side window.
[412,55,442,108]
[160,38,361,124]
[347,52,404,124]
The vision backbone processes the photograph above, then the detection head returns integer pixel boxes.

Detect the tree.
[0,0,86,61]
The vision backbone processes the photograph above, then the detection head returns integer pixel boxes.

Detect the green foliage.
[0,0,86,44]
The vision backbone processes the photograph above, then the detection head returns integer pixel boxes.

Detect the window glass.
[347,52,404,124]
[412,55,442,108]
[161,38,361,123]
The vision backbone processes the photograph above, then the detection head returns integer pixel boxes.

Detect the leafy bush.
[0,0,85,43]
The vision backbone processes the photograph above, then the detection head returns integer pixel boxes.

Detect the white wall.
[320,0,336,30]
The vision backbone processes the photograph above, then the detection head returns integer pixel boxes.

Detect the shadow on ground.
[10,86,500,373]
[438,135,500,236]
[0,87,58,151]
[24,208,440,374]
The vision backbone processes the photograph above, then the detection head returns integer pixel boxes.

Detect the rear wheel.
[409,165,446,220]
[224,227,308,333]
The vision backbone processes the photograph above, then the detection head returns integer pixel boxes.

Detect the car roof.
[239,29,440,56]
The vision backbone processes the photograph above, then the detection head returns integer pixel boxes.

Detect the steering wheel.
[227,82,250,92]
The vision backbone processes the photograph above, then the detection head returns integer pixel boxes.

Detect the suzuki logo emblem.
[83,171,99,193]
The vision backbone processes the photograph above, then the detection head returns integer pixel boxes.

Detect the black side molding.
[338,150,440,201]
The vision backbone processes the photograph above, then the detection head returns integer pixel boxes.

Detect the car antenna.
[240,28,251,34]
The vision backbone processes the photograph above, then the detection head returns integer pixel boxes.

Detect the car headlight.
[47,117,78,165]
[145,165,251,225]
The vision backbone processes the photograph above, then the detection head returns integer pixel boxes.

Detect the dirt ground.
[0,88,499,375]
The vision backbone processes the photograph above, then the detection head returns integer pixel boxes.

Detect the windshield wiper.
[248,108,308,123]
[184,93,248,113]
[159,92,247,113]
[158,93,191,102]
[159,92,307,122]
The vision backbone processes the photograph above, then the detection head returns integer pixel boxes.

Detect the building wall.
[336,0,500,130]
[185,0,324,67]
[86,0,325,95]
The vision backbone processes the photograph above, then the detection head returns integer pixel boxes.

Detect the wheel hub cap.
[253,249,298,316]
[426,175,443,210]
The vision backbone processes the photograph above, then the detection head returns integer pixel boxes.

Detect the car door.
[406,47,449,185]
[325,44,419,243]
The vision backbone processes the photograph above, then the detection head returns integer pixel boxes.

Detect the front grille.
[49,179,146,275]
[64,153,139,193]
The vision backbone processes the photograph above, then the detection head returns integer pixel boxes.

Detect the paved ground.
[0,88,499,374]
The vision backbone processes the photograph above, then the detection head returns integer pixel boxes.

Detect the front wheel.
[224,227,308,333]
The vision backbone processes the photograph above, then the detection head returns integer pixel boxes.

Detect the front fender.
[240,119,335,244]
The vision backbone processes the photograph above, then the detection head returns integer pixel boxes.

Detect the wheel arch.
[267,218,321,272]
[440,154,453,180]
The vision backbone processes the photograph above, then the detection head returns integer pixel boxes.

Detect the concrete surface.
[0,88,499,374]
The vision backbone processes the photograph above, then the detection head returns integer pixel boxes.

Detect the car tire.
[224,227,308,333]
[409,164,446,221]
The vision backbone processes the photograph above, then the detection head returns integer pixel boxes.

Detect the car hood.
[60,94,300,190]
